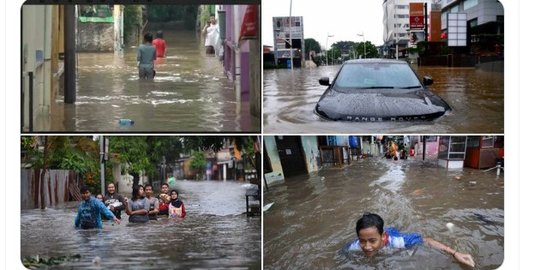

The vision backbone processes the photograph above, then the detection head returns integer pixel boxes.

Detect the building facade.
[436,0,503,56]
[382,0,433,58]
[22,5,65,132]
[212,5,261,118]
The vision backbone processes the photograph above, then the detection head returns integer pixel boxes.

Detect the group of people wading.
[75,182,185,229]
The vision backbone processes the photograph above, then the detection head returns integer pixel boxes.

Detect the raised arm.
[424,237,475,267]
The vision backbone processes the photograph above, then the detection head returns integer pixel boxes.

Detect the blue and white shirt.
[346,227,424,251]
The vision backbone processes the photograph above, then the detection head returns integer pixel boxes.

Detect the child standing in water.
[152,30,167,58]
[137,33,156,80]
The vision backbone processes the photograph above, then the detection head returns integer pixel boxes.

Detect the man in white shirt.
[203,15,219,55]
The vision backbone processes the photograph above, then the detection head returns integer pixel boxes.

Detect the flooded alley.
[263,158,503,269]
[21,180,261,269]
[263,65,503,133]
[53,30,258,132]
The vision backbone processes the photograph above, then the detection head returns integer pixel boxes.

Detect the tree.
[108,137,152,187]
[304,38,322,59]
[146,5,198,29]
[189,151,207,180]
[355,41,379,58]
[21,136,101,193]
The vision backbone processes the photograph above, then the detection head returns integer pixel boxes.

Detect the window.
[481,136,495,148]
[334,63,421,89]
[464,0,478,10]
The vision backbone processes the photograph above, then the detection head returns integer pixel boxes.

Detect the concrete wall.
[22,5,52,131]
[301,136,320,173]
[77,22,115,52]
[263,136,285,185]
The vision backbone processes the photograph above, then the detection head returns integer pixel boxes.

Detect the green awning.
[79,17,114,23]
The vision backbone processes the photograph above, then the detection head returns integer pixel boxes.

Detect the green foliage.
[189,151,207,179]
[147,5,198,29]
[304,38,322,57]
[146,137,183,165]
[355,41,379,58]
[109,137,152,176]
[123,5,143,44]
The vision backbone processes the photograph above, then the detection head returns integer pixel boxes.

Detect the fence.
[21,169,82,210]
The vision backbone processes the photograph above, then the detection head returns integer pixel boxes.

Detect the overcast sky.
[262,0,385,49]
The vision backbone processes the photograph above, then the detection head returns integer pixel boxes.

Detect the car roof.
[344,59,407,64]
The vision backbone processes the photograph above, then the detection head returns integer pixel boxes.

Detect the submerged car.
[314,59,451,121]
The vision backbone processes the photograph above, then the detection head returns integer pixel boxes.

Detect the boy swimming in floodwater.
[345,213,475,267]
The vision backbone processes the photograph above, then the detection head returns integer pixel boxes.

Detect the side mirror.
[423,76,433,86]
[319,77,330,86]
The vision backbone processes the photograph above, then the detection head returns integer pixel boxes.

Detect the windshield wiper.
[358,86,396,89]
[397,85,422,89]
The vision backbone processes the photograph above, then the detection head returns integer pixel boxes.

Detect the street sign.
[409,3,425,29]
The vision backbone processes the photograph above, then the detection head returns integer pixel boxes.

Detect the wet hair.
[156,30,163,39]
[356,212,384,236]
[132,185,144,201]
[144,33,153,43]
[80,186,89,193]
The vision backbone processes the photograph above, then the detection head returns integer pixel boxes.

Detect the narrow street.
[264,157,503,269]
[48,30,258,132]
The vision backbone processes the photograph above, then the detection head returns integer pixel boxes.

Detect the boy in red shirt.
[152,30,167,58]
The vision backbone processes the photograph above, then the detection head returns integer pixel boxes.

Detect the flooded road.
[54,30,259,132]
[21,180,261,269]
[264,158,503,269]
[263,65,503,133]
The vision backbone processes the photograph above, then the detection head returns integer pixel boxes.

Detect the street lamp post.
[326,33,333,65]
[357,33,366,59]
[395,37,399,60]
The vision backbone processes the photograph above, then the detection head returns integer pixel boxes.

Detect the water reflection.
[263,65,503,133]
[21,181,261,269]
[55,30,259,132]
[263,158,503,269]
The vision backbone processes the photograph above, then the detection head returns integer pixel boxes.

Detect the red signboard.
[409,3,424,29]
[239,5,258,41]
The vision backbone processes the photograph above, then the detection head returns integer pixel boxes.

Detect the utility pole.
[64,5,76,104]
[99,136,107,194]
[424,3,429,53]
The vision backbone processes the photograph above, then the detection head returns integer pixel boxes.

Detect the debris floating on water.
[446,222,455,232]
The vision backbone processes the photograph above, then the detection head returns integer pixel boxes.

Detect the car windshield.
[334,62,422,89]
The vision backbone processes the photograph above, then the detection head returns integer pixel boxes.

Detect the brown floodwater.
[21,180,261,269]
[50,30,259,132]
[263,65,503,133]
[263,158,503,269]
